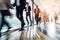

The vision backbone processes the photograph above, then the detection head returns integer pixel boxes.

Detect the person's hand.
[10,4,14,9]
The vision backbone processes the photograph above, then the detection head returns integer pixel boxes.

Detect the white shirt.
[17,0,20,6]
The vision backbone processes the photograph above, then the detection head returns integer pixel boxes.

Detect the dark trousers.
[16,6,25,29]
[26,12,32,24]
[0,10,11,30]
[35,17,38,24]
[35,14,39,25]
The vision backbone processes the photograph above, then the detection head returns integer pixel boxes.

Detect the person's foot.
[6,29,10,32]
[8,27,11,32]
[30,24,32,26]
[19,23,25,31]
[8,27,11,29]
[19,28,24,31]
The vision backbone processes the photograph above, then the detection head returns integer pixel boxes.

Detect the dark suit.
[13,0,26,30]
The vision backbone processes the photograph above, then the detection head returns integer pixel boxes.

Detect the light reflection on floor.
[0,22,60,40]
[47,22,56,38]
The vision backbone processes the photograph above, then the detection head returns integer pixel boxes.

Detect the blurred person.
[0,0,14,33]
[13,0,26,31]
[58,12,60,15]
[42,9,49,22]
[54,12,58,23]
[34,5,41,25]
[25,2,32,26]
[42,10,49,35]
[47,13,49,22]
[42,9,48,28]
[38,12,42,23]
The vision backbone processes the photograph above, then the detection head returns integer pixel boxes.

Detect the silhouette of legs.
[26,12,32,26]
[16,6,25,31]
[20,7,25,30]
[0,10,11,31]
[29,14,32,25]
[26,15,29,24]
[35,17,38,25]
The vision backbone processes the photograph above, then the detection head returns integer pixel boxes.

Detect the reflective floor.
[0,0,60,40]
[0,21,60,40]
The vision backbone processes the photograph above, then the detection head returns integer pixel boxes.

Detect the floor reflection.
[1,22,60,40]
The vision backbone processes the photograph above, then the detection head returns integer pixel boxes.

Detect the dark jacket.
[13,0,26,7]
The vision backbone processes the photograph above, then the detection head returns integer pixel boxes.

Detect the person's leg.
[2,10,11,31]
[16,6,21,21]
[5,21,11,30]
[19,7,25,31]
[26,13,29,25]
[16,6,25,31]
[0,10,5,37]
[35,17,38,25]
[29,14,32,26]
[0,10,5,31]
[0,11,4,37]
[0,16,4,31]
[39,17,41,23]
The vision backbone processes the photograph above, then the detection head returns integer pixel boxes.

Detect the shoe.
[19,28,24,31]
[8,27,11,29]
[6,29,9,32]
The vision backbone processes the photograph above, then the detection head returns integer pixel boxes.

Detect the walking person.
[0,0,13,34]
[54,12,58,23]
[13,0,26,31]
[25,3,32,26]
[34,5,41,25]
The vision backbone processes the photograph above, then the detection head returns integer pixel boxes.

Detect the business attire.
[0,0,13,31]
[13,0,26,31]
[34,7,41,24]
